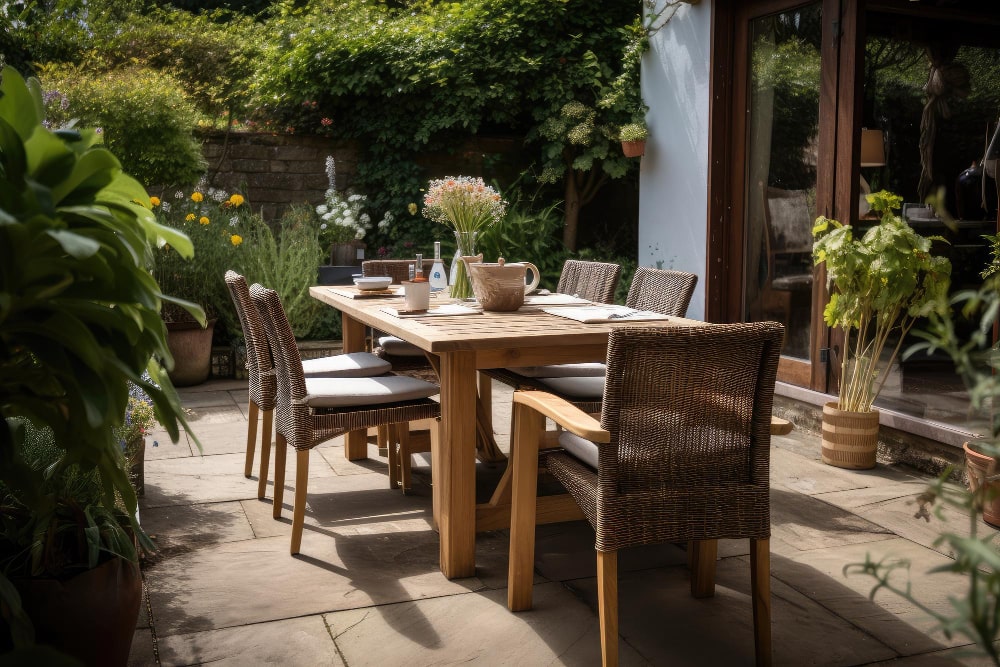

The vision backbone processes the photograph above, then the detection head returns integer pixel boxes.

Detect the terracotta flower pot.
[10,558,142,667]
[964,442,1000,528]
[621,140,646,158]
[166,318,216,386]
[821,401,879,469]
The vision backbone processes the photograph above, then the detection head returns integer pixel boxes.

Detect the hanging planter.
[619,122,648,158]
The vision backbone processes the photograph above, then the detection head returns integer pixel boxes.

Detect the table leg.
[341,313,369,461]
[437,350,477,578]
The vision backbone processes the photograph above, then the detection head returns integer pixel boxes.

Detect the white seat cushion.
[511,363,606,378]
[301,352,391,378]
[538,376,605,399]
[558,431,599,470]
[377,336,426,357]
[303,376,438,408]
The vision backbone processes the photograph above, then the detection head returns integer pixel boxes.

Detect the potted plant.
[0,66,194,664]
[620,121,649,157]
[151,186,256,385]
[811,190,951,469]
[115,380,157,498]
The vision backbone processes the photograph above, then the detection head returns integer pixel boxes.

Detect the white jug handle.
[523,262,541,294]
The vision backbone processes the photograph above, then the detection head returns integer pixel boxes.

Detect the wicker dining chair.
[507,322,784,667]
[480,259,622,398]
[250,284,442,554]
[488,266,696,415]
[225,271,393,498]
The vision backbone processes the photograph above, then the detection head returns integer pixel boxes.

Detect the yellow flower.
[199,216,210,225]
[230,234,243,246]
[229,194,245,207]
[185,213,196,222]
[191,192,204,202]
[150,196,161,207]
[407,202,418,215]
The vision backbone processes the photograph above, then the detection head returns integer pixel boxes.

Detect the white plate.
[354,277,392,290]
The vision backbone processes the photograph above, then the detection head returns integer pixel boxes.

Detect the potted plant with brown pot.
[620,121,648,158]
[811,190,951,468]
[0,66,195,664]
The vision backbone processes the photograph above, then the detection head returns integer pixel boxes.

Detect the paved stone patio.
[128,379,996,666]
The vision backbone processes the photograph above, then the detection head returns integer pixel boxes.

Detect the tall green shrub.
[41,65,206,187]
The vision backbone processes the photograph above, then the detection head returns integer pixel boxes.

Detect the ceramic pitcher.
[463,257,540,311]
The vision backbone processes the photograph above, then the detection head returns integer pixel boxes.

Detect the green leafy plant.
[811,190,952,412]
[151,185,263,343]
[241,205,332,341]
[0,64,196,651]
[40,64,207,187]
[619,122,648,142]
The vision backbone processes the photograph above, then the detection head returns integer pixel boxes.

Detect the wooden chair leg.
[399,423,413,493]
[387,424,400,490]
[690,539,718,598]
[245,401,259,478]
[751,538,772,666]
[478,372,493,434]
[430,417,442,532]
[272,432,287,519]
[377,424,389,458]
[597,550,619,667]
[507,401,544,612]
[257,408,273,500]
[290,449,310,555]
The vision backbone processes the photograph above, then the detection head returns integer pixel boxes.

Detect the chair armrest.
[512,390,610,443]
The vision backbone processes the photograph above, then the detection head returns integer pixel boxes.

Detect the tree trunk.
[563,171,581,251]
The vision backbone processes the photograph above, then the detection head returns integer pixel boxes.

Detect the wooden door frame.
[706,0,864,391]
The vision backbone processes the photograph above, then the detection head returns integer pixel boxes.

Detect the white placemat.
[522,293,592,306]
[542,305,673,323]
[380,304,481,318]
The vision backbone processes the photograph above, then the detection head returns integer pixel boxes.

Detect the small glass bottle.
[412,253,428,282]
[429,241,448,291]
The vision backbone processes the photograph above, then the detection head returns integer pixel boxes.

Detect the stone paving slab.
[180,420,252,457]
[770,485,895,554]
[567,557,898,666]
[142,500,255,555]
[143,450,337,509]
[771,445,924,496]
[326,582,650,666]
[773,537,971,654]
[156,615,343,667]
[144,428,193,460]
[144,532,487,636]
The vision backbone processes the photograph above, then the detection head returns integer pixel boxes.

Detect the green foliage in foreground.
[0,65,196,584]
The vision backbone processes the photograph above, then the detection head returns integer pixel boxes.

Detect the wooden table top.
[309,286,703,359]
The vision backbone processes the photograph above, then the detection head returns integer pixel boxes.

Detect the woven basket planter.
[964,442,1000,527]
[820,401,879,469]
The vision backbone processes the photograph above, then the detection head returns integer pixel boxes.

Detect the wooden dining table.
[309,286,704,579]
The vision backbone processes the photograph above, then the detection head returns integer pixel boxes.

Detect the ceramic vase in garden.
[811,190,951,469]
[422,176,508,301]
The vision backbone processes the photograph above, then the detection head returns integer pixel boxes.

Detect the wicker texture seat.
[225,271,391,498]
[250,284,441,554]
[507,323,784,666]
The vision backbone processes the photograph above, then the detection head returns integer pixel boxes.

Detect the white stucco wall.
[639,1,712,321]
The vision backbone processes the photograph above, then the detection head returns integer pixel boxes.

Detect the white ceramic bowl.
[353,276,392,290]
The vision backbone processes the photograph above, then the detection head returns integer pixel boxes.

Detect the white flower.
[161,201,171,212]
[355,228,366,240]
[348,193,362,203]
[320,223,328,230]
[322,212,333,221]
[230,216,238,226]
[378,217,391,230]
[174,190,184,199]
[316,204,328,215]
[360,213,371,224]
[343,215,354,226]
[325,156,336,190]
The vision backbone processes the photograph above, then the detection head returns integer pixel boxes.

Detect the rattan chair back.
[624,267,698,317]
[225,270,276,411]
[547,322,783,552]
[362,259,435,283]
[556,260,621,304]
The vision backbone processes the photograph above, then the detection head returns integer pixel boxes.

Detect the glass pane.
[862,18,1000,431]
[742,4,822,360]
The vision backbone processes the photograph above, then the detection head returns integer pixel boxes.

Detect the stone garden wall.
[198,131,525,221]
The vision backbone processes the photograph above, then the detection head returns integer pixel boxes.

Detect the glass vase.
[449,230,479,300]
